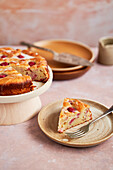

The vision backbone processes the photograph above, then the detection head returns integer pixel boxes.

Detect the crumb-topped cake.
[0,47,49,95]
[58,98,92,132]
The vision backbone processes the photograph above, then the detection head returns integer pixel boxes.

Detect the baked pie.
[0,47,49,95]
[58,98,92,132]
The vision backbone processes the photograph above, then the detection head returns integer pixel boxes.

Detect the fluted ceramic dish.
[38,99,113,147]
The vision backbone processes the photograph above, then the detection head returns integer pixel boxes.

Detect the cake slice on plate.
[58,98,92,133]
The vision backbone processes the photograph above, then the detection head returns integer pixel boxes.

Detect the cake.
[0,47,49,95]
[58,98,92,132]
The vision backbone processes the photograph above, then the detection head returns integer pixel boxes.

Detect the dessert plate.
[38,99,113,147]
[0,66,53,103]
[32,39,95,72]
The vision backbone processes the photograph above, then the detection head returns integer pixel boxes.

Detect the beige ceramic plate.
[38,99,113,147]
[33,39,94,72]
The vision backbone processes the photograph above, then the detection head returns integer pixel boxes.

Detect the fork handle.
[20,41,55,54]
[90,105,113,125]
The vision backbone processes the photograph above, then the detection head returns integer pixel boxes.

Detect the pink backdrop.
[0,0,113,46]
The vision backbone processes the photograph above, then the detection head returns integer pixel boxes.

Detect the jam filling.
[28,61,36,67]
[1,55,7,58]
[17,55,24,59]
[0,62,9,66]
[0,74,7,78]
[67,107,76,113]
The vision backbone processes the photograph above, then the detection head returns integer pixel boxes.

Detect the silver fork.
[65,105,113,138]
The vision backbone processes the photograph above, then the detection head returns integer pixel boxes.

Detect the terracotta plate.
[33,39,95,72]
[53,66,90,80]
[38,99,113,147]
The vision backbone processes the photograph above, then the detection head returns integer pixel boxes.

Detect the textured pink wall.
[0,0,113,46]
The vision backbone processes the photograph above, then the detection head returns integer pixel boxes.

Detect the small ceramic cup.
[98,36,113,65]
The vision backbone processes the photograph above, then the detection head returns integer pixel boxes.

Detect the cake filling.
[0,62,9,66]
[0,74,7,78]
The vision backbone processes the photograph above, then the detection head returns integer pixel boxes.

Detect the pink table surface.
[0,47,113,170]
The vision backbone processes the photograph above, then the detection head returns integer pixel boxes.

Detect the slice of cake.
[0,66,33,95]
[10,49,49,82]
[58,98,92,133]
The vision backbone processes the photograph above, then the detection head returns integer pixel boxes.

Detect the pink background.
[0,0,113,46]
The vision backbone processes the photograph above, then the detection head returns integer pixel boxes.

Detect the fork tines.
[65,129,86,138]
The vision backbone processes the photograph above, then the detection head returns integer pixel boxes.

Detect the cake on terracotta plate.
[0,47,49,95]
[58,98,92,132]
